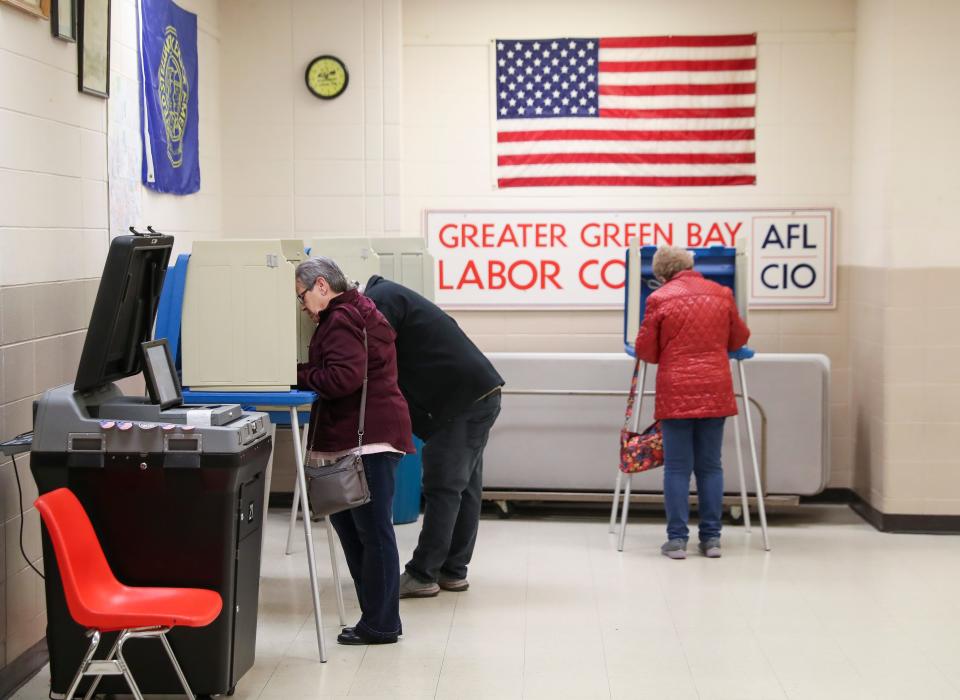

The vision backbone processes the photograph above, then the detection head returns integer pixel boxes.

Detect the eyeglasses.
[297,277,320,305]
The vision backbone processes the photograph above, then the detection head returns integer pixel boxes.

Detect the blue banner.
[138,0,200,194]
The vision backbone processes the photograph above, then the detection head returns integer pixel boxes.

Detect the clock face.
[305,55,349,99]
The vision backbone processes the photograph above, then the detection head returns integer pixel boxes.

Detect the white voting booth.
[175,237,433,661]
[305,236,436,300]
[182,239,314,390]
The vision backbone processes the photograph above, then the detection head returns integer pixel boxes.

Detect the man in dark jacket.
[363,275,503,597]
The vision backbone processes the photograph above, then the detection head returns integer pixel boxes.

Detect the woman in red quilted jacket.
[634,246,750,559]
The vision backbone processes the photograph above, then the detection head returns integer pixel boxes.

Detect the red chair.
[35,488,222,700]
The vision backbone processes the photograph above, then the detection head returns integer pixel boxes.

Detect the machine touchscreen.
[141,339,184,409]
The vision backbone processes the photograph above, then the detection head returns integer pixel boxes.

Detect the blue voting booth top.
[622,245,753,361]
[154,253,317,426]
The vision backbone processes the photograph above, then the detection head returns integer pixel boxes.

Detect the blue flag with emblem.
[138,0,200,194]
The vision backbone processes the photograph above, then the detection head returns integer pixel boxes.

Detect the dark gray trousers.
[405,392,501,582]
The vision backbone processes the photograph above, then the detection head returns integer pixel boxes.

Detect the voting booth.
[369,236,436,299]
[615,241,770,549]
[304,237,382,289]
[31,233,272,696]
[305,236,437,299]
[181,239,314,391]
[181,237,436,392]
[624,242,749,353]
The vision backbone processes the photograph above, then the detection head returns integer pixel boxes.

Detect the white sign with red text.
[425,209,833,308]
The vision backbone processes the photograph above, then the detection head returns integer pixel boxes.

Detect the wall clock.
[305,55,348,99]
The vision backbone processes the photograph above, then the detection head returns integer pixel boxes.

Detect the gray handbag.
[305,328,371,517]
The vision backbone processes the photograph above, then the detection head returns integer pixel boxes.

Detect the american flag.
[494,34,757,188]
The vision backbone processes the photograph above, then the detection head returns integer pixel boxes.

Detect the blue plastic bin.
[393,436,423,524]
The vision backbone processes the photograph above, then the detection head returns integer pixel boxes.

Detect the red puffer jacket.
[634,270,750,420]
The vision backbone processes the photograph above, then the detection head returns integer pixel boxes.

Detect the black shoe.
[341,624,402,636]
[337,627,398,645]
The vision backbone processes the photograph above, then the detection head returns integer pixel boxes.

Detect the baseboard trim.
[0,638,48,699]
[850,493,960,534]
[800,487,856,504]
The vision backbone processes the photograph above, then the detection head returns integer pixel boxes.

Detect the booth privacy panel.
[483,352,829,496]
[305,236,436,299]
[182,240,308,390]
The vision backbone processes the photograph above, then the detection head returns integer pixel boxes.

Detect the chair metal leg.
[115,631,145,700]
[64,630,101,700]
[617,475,632,552]
[731,412,752,532]
[81,633,121,700]
[737,360,770,551]
[159,632,196,700]
[609,470,623,533]
[71,627,190,700]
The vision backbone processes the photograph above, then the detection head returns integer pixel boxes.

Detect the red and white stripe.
[496,34,757,188]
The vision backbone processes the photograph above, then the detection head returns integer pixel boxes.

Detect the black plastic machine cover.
[74,233,173,392]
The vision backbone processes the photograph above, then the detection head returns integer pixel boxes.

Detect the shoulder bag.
[305,327,372,516]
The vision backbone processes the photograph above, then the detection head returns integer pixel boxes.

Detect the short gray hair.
[652,246,694,282]
[295,256,355,293]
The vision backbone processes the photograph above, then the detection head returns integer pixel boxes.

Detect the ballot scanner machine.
[30,233,272,697]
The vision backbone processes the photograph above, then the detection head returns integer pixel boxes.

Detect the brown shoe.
[399,572,439,598]
[438,576,469,592]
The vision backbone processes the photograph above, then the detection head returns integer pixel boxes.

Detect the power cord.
[11,452,45,580]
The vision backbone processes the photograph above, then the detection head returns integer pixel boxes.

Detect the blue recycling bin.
[393,436,423,524]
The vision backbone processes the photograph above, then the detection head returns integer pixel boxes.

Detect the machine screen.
[141,339,184,409]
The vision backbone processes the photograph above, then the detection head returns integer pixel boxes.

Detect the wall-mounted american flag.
[494,34,757,188]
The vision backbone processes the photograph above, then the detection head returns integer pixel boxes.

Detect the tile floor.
[13,505,960,699]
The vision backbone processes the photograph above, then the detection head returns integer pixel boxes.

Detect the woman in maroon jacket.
[295,257,414,644]
[634,246,750,560]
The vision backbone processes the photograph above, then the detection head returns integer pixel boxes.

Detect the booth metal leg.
[260,422,278,569]
[612,361,646,541]
[737,361,770,551]
[286,421,309,556]
[609,470,623,534]
[283,416,347,625]
[731,412,752,532]
[288,407,327,662]
[617,475,632,552]
[325,516,347,626]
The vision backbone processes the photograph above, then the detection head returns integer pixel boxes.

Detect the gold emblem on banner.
[158,26,189,168]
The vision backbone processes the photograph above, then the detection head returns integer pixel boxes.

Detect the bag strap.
[331,302,369,452]
[304,302,369,456]
[355,327,368,451]
[623,356,642,430]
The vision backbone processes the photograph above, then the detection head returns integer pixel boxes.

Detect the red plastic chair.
[35,488,222,700]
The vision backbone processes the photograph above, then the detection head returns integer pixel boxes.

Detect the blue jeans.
[329,452,402,639]
[662,418,725,542]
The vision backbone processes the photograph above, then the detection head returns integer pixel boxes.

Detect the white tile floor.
[13,505,960,699]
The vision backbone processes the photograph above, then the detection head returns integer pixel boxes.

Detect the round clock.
[305,55,349,99]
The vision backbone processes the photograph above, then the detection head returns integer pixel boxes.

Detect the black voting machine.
[30,232,272,697]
